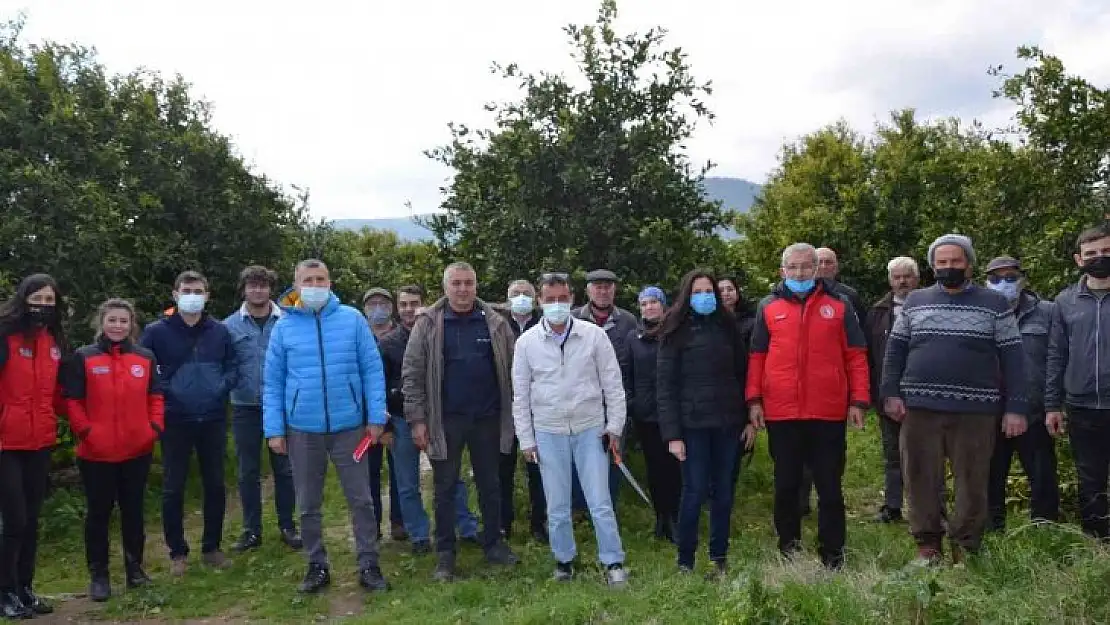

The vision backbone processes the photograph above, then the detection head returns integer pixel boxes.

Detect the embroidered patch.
[50,347,61,361]
[91,366,111,375]
[18,347,33,358]
[820,305,835,319]
[130,365,146,378]
[773,314,788,322]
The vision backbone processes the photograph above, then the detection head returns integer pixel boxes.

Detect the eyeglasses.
[987,275,1021,284]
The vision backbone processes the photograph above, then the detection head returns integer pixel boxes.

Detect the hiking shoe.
[170,556,188,577]
[553,561,573,582]
[281,528,304,551]
[390,522,408,542]
[232,532,262,553]
[88,576,112,603]
[411,540,432,556]
[0,591,31,620]
[201,551,232,569]
[705,560,728,581]
[485,543,520,566]
[433,554,456,582]
[606,564,628,589]
[18,586,51,615]
[358,566,389,592]
[875,506,903,524]
[298,564,331,594]
[125,565,152,588]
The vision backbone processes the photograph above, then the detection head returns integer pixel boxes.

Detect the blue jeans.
[536,427,624,566]
[677,426,740,566]
[366,445,403,531]
[571,435,622,510]
[391,416,478,542]
[231,406,295,534]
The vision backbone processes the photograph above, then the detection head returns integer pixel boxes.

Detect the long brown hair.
[655,268,736,346]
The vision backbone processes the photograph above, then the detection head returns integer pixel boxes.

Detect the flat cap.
[585,269,619,283]
[985,256,1022,273]
[361,287,393,305]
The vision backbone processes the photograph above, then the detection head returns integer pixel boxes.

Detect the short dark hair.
[397,285,424,299]
[538,272,571,290]
[238,265,277,294]
[1077,223,1110,251]
[174,270,208,291]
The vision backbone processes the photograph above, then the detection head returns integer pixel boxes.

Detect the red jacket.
[62,338,164,463]
[0,329,64,451]
[746,281,870,421]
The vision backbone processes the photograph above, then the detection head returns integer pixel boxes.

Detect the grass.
[33,418,1110,624]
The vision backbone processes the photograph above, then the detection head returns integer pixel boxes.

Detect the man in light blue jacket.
[263,259,389,595]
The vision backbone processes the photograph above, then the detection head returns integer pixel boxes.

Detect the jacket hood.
[277,287,340,316]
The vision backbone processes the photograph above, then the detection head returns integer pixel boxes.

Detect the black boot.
[124,550,152,588]
[654,515,666,539]
[0,591,31,619]
[17,586,51,615]
[88,574,112,603]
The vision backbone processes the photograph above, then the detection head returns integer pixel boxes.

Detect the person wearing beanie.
[882,234,1028,565]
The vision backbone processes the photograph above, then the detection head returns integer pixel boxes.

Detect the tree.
[422,0,727,304]
[317,228,443,305]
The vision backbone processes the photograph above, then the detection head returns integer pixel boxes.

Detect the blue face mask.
[510,295,534,315]
[987,280,1020,302]
[784,278,816,295]
[300,287,331,311]
[542,302,571,325]
[367,305,392,325]
[690,292,717,315]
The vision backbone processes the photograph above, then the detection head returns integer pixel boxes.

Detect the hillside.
[333,176,761,241]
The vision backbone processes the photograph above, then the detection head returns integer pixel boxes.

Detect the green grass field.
[32,419,1110,624]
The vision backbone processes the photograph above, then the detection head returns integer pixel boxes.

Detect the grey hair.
[506,279,535,296]
[295,258,328,276]
[887,256,919,277]
[781,243,817,268]
[442,261,475,286]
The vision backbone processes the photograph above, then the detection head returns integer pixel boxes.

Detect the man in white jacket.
[512,272,628,588]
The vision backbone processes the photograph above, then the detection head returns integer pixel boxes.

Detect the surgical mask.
[542,302,571,325]
[690,292,717,315]
[987,280,1020,302]
[1083,256,1110,280]
[367,305,392,325]
[784,278,815,295]
[300,287,331,311]
[510,294,533,315]
[26,305,56,326]
[934,267,967,289]
[177,294,206,315]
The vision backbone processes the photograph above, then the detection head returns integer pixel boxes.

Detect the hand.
[522,447,538,463]
[367,424,384,444]
[883,397,906,422]
[378,431,395,447]
[668,440,686,461]
[606,435,621,457]
[1045,411,1065,437]
[741,424,757,451]
[411,422,429,451]
[848,406,865,429]
[1002,413,1028,438]
[268,436,287,455]
[748,403,765,430]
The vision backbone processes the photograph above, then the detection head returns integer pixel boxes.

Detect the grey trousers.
[288,428,379,570]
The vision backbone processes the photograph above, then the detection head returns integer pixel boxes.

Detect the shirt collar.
[239,301,282,319]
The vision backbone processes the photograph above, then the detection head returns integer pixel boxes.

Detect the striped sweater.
[880,283,1028,416]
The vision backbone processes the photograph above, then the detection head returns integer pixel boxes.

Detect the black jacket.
[656,313,749,442]
[621,323,661,422]
[572,304,639,355]
[827,279,867,325]
[378,324,412,418]
[1015,290,1053,417]
[865,292,897,410]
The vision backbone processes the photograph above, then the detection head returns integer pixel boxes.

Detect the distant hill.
[333,176,761,241]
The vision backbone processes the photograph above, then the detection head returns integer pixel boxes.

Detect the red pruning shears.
[353,433,375,462]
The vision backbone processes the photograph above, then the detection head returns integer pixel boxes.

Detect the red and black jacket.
[62,338,165,463]
[746,280,870,422]
[0,329,64,451]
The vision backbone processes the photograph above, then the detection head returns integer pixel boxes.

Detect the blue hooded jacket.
[140,312,237,424]
[262,288,388,437]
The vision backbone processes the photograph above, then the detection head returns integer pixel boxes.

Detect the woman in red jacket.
[0,274,66,619]
[61,299,164,602]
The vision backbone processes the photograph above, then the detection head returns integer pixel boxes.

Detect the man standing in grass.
[882,234,1027,565]
[263,259,389,595]
[513,272,628,587]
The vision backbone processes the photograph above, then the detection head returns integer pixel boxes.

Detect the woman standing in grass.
[0,274,67,619]
[61,299,163,602]
[656,269,755,578]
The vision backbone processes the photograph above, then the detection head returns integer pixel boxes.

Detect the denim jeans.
[231,406,296,535]
[676,426,740,566]
[390,416,478,542]
[536,426,624,566]
[366,444,403,532]
[161,420,227,558]
[571,435,622,511]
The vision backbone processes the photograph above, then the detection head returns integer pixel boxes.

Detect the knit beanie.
[638,286,667,306]
[927,234,976,268]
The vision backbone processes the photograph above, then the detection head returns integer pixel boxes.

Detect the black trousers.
[987,416,1059,530]
[0,449,51,592]
[431,415,503,555]
[633,420,680,522]
[1068,407,1110,539]
[767,420,847,560]
[79,455,152,575]
[500,438,546,532]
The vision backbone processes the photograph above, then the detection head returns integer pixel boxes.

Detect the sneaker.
[201,551,232,569]
[553,561,574,582]
[125,565,153,589]
[411,540,432,556]
[0,591,31,619]
[18,586,52,615]
[677,563,694,574]
[875,506,904,524]
[88,576,112,603]
[281,528,304,551]
[485,543,520,566]
[298,564,331,594]
[170,556,188,577]
[232,532,262,553]
[705,560,727,581]
[433,554,456,582]
[390,522,408,542]
[358,566,389,592]
[606,564,628,589]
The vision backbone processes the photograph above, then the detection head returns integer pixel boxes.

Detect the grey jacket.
[400,298,516,461]
[1014,291,1053,418]
[1046,277,1110,411]
[571,304,639,355]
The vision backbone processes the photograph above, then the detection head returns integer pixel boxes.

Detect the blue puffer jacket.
[262,289,387,437]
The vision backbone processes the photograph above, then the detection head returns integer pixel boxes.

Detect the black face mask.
[26,305,56,326]
[1083,255,1110,280]
[933,268,967,289]
[642,318,660,329]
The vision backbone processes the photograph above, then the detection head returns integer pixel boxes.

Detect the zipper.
[796,296,811,410]
[112,348,121,454]
[1097,296,1103,409]
[314,313,332,432]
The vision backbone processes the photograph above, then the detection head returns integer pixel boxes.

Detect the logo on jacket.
[819,305,835,319]
[50,347,61,361]
[130,365,146,378]
[91,366,110,375]
[18,347,33,358]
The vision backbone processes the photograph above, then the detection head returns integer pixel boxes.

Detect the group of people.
[1,221,1109,617]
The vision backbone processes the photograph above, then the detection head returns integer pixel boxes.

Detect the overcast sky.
[5,0,1110,220]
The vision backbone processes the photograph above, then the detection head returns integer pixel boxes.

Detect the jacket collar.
[539,316,579,339]
[772,278,830,303]
[96,336,135,353]
[237,301,283,319]
[873,291,895,310]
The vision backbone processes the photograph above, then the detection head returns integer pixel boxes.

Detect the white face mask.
[177,293,206,314]
[300,287,331,311]
[542,302,571,325]
[509,294,533,315]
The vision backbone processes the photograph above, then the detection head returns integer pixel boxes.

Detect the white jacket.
[512,317,627,450]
